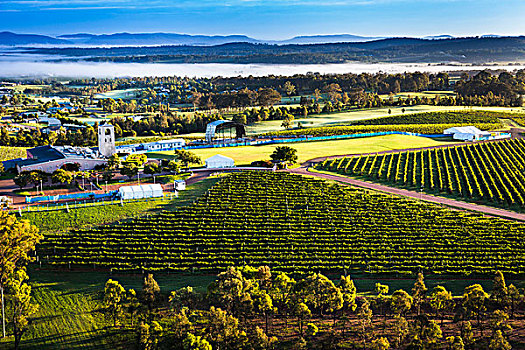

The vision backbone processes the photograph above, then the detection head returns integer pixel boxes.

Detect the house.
[142,139,186,151]
[205,154,235,168]
[443,126,511,141]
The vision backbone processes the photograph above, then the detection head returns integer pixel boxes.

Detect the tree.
[143,274,160,313]
[269,272,295,327]
[392,316,409,348]
[144,163,161,176]
[491,271,509,310]
[447,336,465,350]
[391,290,413,317]
[462,284,488,331]
[205,306,246,350]
[324,83,342,103]
[283,81,296,96]
[13,173,28,189]
[489,309,512,336]
[183,333,212,350]
[104,279,125,327]
[257,88,281,107]
[170,286,197,312]
[338,275,357,313]
[408,316,442,349]
[294,303,311,337]
[371,337,390,350]
[489,330,511,350]
[270,146,298,164]
[357,298,373,349]
[0,211,41,337]
[107,154,121,169]
[375,283,390,325]
[51,169,73,185]
[429,285,452,325]
[6,268,38,350]
[120,162,139,179]
[253,290,275,334]
[412,272,427,316]
[125,288,141,326]
[305,322,318,337]
[166,160,181,174]
[460,321,475,347]
[296,273,343,317]
[174,150,201,168]
[507,284,523,317]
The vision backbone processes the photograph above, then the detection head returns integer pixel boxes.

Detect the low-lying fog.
[1,53,525,79]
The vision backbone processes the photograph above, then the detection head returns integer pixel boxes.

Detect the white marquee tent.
[205,154,235,168]
[443,126,491,141]
[118,184,163,200]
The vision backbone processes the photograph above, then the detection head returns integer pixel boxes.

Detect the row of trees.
[100,266,523,350]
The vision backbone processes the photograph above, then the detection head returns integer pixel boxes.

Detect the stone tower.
[98,124,116,158]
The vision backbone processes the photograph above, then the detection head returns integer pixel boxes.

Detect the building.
[98,124,116,157]
[205,154,235,168]
[15,145,107,173]
[443,126,511,141]
[205,120,246,143]
[142,139,185,151]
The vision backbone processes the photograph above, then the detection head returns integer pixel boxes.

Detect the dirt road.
[290,166,525,222]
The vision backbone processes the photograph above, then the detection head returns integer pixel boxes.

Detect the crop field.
[350,110,507,126]
[38,172,525,275]
[152,134,447,165]
[0,146,26,161]
[317,139,525,211]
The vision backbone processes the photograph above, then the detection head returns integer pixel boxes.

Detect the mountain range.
[1,31,393,47]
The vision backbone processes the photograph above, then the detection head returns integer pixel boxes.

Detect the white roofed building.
[443,126,510,142]
[205,154,235,168]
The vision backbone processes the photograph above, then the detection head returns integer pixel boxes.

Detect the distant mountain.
[423,35,455,40]
[0,31,69,46]
[279,34,383,44]
[57,32,261,46]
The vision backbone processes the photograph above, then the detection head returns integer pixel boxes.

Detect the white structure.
[443,126,511,141]
[174,180,186,190]
[143,139,185,151]
[118,184,163,200]
[205,154,235,168]
[98,124,116,157]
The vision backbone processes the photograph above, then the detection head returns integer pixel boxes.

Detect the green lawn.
[21,178,219,234]
[152,134,452,165]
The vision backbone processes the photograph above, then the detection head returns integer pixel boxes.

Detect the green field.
[243,105,525,135]
[151,134,450,165]
[21,178,218,234]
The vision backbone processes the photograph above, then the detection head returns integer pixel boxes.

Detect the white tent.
[205,154,235,168]
[443,126,491,141]
[143,184,163,197]
[118,184,163,199]
[118,186,135,200]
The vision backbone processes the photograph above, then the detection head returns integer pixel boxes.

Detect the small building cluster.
[443,126,511,141]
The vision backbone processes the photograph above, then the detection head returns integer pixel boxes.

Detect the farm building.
[118,184,163,200]
[205,154,235,168]
[443,126,511,141]
[12,145,107,173]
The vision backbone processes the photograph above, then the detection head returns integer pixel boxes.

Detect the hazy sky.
[1,0,524,39]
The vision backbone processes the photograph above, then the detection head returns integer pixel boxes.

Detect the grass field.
[151,134,451,165]
[242,105,525,135]
[21,178,218,234]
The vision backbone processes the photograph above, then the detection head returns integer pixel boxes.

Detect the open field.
[151,134,450,165]
[243,105,525,134]
[21,178,218,234]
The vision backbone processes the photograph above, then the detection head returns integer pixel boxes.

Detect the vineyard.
[262,123,501,137]
[317,138,525,210]
[39,172,525,275]
[350,110,505,125]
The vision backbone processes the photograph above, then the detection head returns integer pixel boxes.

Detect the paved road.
[289,166,525,222]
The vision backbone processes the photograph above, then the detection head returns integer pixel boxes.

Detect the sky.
[0,0,524,39]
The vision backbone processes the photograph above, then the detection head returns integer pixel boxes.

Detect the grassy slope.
[152,134,450,165]
[21,178,219,234]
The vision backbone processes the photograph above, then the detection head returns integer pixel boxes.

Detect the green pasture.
[151,134,451,165]
[20,178,219,234]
